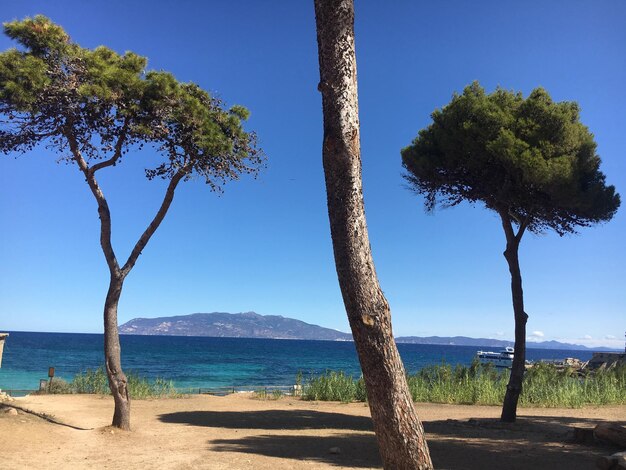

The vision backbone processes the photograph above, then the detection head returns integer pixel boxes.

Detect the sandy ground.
[0,394,624,469]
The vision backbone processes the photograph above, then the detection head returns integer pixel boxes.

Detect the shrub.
[254,387,285,400]
[70,366,178,399]
[41,377,72,394]
[299,362,626,407]
[302,371,365,402]
[71,367,109,394]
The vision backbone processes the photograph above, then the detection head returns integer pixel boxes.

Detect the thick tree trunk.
[314,1,432,468]
[499,214,528,423]
[104,272,130,430]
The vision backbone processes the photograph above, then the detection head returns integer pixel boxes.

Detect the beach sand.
[1,393,624,469]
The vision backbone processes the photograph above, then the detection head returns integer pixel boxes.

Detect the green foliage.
[69,366,178,399]
[301,371,367,403]
[519,362,626,407]
[0,15,264,189]
[254,388,268,399]
[126,376,178,400]
[300,363,626,407]
[254,387,285,400]
[408,361,507,405]
[4,15,69,56]
[401,82,619,234]
[71,367,110,394]
[0,50,49,109]
[42,377,72,394]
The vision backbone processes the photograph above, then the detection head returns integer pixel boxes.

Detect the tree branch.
[498,208,517,246]
[514,215,531,243]
[89,119,129,174]
[499,209,532,249]
[120,166,189,276]
[508,210,522,226]
[66,129,121,274]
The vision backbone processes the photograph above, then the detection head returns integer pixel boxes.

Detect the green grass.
[70,367,110,394]
[406,361,505,405]
[42,366,178,399]
[300,361,626,407]
[254,387,286,400]
[518,361,626,407]
[301,370,367,403]
[43,377,73,394]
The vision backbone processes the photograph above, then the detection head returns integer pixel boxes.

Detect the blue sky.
[0,1,624,349]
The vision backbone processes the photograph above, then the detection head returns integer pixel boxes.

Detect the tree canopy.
[0,15,263,191]
[401,82,619,234]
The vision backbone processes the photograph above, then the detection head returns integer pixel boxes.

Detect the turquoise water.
[0,331,595,391]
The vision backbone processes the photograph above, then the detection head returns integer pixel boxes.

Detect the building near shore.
[0,333,8,368]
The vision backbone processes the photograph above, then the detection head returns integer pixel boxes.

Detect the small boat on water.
[476,346,514,368]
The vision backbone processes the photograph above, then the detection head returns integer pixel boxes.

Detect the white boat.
[476,346,514,368]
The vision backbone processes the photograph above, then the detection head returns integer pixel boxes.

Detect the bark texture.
[104,274,130,429]
[314,1,433,468]
[499,211,529,423]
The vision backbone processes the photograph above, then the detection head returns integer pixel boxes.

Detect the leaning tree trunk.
[500,216,528,423]
[104,272,130,430]
[314,1,433,468]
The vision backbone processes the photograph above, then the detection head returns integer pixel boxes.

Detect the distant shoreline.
[1,329,620,352]
[0,333,615,392]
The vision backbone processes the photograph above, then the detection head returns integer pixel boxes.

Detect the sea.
[0,331,597,393]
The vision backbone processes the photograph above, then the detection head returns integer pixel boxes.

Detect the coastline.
[2,393,624,469]
[0,332,604,392]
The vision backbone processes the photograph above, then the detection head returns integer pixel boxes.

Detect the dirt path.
[1,394,624,469]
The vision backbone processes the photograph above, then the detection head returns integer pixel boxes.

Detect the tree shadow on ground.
[158,409,373,431]
[425,414,626,445]
[208,417,617,470]
[424,415,623,470]
[161,409,623,469]
[211,433,380,468]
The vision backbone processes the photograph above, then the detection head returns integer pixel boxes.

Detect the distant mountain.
[395,335,617,352]
[119,312,353,341]
[119,312,617,351]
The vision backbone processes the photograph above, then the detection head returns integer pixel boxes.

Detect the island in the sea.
[119,311,353,341]
[118,312,614,351]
